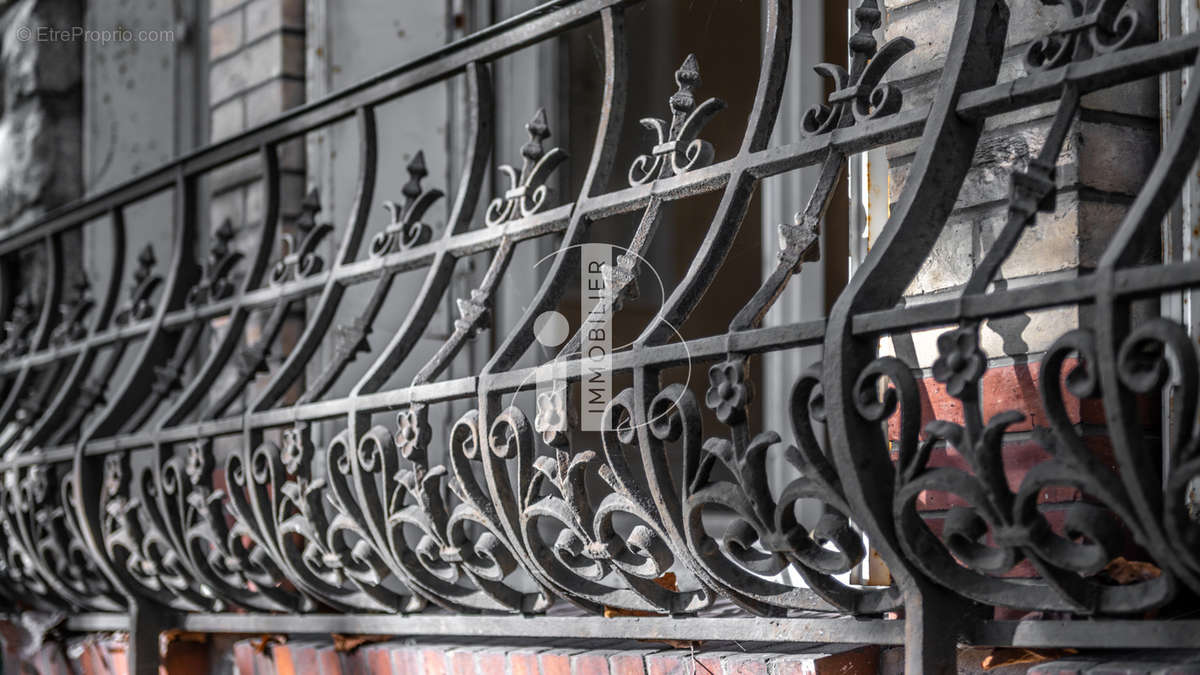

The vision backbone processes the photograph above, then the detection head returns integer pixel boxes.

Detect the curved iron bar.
[98,145,308,614]
[225,107,391,614]
[822,0,1009,670]
[1092,42,1200,595]
[0,237,62,440]
[71,170,201,611]
[0,212,127,614]
[469,5,632,614]
[621,0,796,617]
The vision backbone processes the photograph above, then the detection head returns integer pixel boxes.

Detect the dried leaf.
[653,572,678,592]
[252,635,284,654]
[331,634,389,652]
[603,573,679,618]
[981,648,1076,670]
[1102,557,1162,584]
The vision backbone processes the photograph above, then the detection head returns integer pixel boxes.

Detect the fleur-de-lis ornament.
[485,108,567,227]
[1026,0,1151,72]
[629,54,726,185]
[372,151,444,256]
[51,276,94,346]
[115,245,162,325]
[803,0,914,136]
[188,218,243,306]
[271,188,334,285]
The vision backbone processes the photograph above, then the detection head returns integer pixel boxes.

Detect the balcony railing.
[1,0,1199,672]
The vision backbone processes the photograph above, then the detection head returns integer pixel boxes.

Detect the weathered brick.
[365,644,392,673]
[539,647,577,675]
[722,652,770,675]
[211,0,246,19]
[771,645,879,675]
[572,649,617,675]
[233,639,257,674]
[610,649,653,675]
[890,117,1153,211]
[244,0,305,44]
[645,650,690,675]
[412,646,446,675]
[209,187,245,236]
[254,645,275,675]
[901,216,974,295]
[242,170,303,223]
[474,648,508,675]
[1076,121,1158,197]
[210,32,304,104]
[245,78,305,127]
[210,95,245,142]
[446,646,478,675]
[210,8,244,61]
[387,643,422,674]
[271,643,297,675]
[316,645,345,675]
[508,647,543,675]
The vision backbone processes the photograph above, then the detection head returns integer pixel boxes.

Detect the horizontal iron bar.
[63,613,904,645]
[967,620,1200,649]
[0,319,827,468]
[853,257,1200,334]
[957,30,1200,119]
[5,256,1199,470]
[61,613,1200,649]
[9,259,1200,469]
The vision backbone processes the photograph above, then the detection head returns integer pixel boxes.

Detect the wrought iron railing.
[2,0,1199,671]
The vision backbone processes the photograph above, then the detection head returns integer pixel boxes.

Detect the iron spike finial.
[521,108,551,170]
[403,151,428,204]
[296,188,322,233]
[670,54,701,130]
